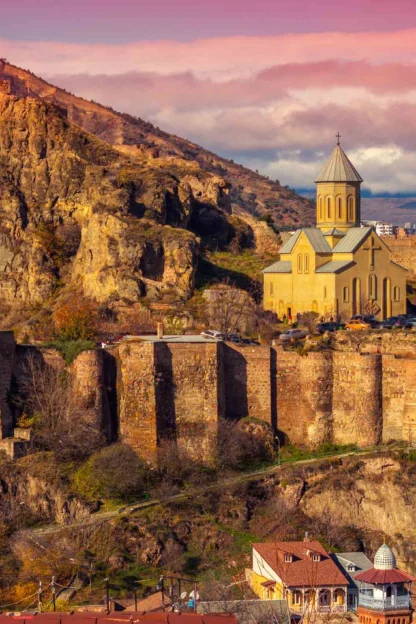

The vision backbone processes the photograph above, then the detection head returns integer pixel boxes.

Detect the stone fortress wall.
[3,330,416,461]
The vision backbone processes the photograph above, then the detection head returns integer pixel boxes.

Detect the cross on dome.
[336,132,341,146]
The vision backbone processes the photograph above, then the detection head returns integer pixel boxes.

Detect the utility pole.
[134,581,141,611]
[51,576,56,612]
[104,578,110,612]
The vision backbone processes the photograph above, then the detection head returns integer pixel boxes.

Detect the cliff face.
[0,60,314,228]
[0,93,233,306]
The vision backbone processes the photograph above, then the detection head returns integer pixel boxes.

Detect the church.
[263,139,408,321]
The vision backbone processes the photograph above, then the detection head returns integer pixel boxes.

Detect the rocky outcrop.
[0,93,232,307]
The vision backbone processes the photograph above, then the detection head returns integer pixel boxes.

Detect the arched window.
[343,286,349,303]
[304,254,309,274]
[323,286,327,300]
[337,196,342,220]
[327,196,332,220]
[348,195,354,221]
[319,196,323,220]
[394,286,400,302]
[297,254,302,273]
[368,274,377,299]
[269,282,274,297]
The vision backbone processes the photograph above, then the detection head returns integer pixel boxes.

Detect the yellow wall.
[250,571,284,600]
[316,181,361,230]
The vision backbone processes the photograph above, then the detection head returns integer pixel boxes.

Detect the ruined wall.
[70,349,114,441]
[382,355,405,442]
[223,344,272,423]
[382,236,416,277]
[0,332,15,438]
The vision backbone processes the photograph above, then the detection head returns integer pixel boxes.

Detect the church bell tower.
[315,134,363,234]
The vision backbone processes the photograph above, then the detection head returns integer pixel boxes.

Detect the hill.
[362,197,416,226]
[0,60,314,228]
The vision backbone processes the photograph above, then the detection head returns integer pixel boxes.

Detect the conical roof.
[315,145,363,183]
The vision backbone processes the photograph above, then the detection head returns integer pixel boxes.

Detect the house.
[249,540,349,614]
[331,551,373,610]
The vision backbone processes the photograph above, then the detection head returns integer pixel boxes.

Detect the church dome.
[374,543,397,570]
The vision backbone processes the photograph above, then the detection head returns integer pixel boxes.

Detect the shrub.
[72,444,149,502]
[53,296,98,341]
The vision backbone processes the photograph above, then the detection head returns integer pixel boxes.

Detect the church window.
[394,286,400,302]
[337,196,342,219]
[348,196,354,221]
[343,287,349,303]
[368,275,377,299]
[269,282,274,297]
[304,254,309,273]
[327,196,332,220]
[319,196,323,220]
[323,286,327,300]
[297,254,302,273]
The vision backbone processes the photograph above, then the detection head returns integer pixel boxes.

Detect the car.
[316,322,340,333]
[279,329,309,342]
[381,316,400,329]
[393,317,410,328]
[404,319,416,329]
[350,314,380,328]
[226,333,241,343]
[201,330,224,340]
[345,319,371,331]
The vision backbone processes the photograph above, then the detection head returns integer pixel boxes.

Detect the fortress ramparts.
[2,331,416,461]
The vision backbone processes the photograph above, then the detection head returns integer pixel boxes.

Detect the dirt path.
[23,447,383,537]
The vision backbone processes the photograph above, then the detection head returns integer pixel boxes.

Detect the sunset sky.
[2,0,416,195]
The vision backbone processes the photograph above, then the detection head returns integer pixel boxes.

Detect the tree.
[20,354,104,460]
[299,311,320,333]
[204,279,256,337]
[72,443,149,502]
[53,296,98,341]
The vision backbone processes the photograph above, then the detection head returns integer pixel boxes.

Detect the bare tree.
[20,354,104,460]
[204,279,256,337]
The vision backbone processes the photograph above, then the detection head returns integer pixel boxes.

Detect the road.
[24,447,382,537]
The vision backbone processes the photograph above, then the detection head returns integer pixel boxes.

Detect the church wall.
[316,181,360,229]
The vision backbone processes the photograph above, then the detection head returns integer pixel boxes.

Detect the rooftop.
[124,335,221,344]
[253,541,349,588]
[315,145,363,184]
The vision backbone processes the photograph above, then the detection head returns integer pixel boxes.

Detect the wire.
[0,590,41,610]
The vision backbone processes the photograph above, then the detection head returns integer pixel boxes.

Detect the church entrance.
[382,278,392,319]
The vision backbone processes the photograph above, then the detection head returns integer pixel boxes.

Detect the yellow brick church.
[263,140,407,320]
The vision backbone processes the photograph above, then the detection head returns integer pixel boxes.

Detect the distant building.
[249,540,349,614]
[332,551,373,611]
[375,222,394,237]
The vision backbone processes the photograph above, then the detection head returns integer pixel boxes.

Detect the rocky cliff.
[0,60,314,228]
[0,91,239,307]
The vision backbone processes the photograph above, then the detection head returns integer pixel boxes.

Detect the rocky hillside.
[0,91,244,307]
[0,60,314,228]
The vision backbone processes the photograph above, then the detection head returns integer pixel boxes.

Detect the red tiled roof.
[355,568,416,584]
[0,614,237,624]
[252,541,349,588]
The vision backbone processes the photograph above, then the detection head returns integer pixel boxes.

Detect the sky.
[2,0,416,195]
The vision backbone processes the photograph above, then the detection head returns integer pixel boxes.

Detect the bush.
[53,296,98,341]
[72,444,149,502]
[43,339,96,366]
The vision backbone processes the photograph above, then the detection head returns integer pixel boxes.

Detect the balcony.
[359,595,411,611]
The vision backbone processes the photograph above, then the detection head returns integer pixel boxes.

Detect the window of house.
[323,287,327,300]
[347,565,356,572]
[293,591,301,605]
[312,554,321,562]
[343,286,349,303]
[304,254,309,274]
[394,286,400,302]
[297,254,302,273]
[284,554,293,563]
[269,282,274,297]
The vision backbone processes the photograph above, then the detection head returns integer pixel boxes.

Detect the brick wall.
[223,344,272,423]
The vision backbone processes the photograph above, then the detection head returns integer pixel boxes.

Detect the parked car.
[226,333,242,343]
[316,322,340,334]
[381,316,400,329]
[393,317,410,328]
[279,329,309,342]
[201,330,224,340]
[404,319,416,329]
[345,319,371,331]
[350,314,380,328]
